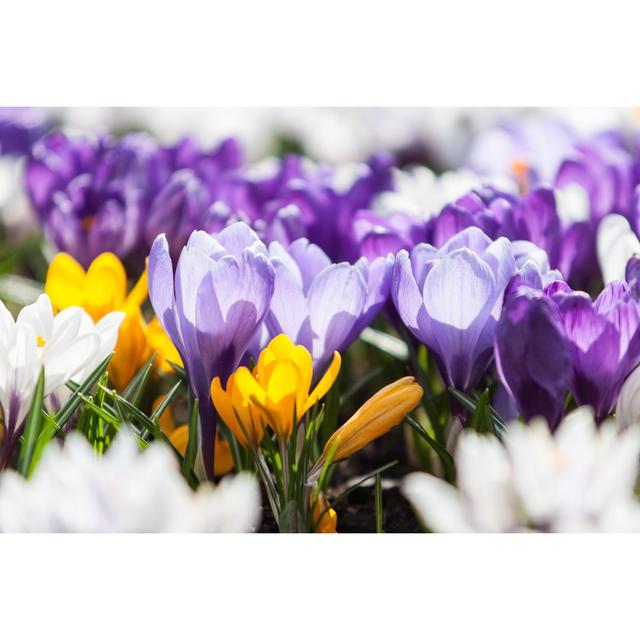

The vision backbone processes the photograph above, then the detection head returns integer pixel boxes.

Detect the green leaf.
[55,353,114,426]
[18,368,45,476]
[122,354,156,405]
[469,389,493,434]
[405,414,456,483]
[375,473,383,534]
[149,380,183,421]
[449,388,508,436]
[181,397,199,479]
[27,414,60,478]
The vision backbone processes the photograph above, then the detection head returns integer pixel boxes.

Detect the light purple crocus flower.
[0,107,50,157]
[549,280,640,422]
[392,227,518,390]
[262,238,393,369]
[148,222,275,477]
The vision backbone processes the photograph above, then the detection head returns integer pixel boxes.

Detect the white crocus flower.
[0,294,123,449]
[616,365,640,431]
[373,166,515,221]
[554,183,591,224]
[403,408,640,532]
[596,214,640,284]
[0,431,261,532]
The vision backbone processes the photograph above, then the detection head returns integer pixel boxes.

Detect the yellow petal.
[169,424,189,455]
[109,310,149,390]
[228,375,264,446]
[214,435,235,476]
[45,253,86,311]
[84,252,128,319]
[265,333,296,358]
[152,395,177,436]
[303,351,341,414]
[321,377,423,462]
[311,493,337,533]
[211,375,247,447]
[145,317,183,372]
[124,263,149,311]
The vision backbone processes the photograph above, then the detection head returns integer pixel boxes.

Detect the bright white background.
[2,1,640,638]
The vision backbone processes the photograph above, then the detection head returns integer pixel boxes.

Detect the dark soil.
[257,424,423,533]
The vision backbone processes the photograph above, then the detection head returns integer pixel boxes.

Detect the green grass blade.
[18,368,45,476]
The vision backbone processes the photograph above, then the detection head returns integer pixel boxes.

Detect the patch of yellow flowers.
[211,334,423,533]
[45,252,181,389]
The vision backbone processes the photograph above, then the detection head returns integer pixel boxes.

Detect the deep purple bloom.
[26,131,158,268]
[625,254,640,299]
[550,281,640,422]
[225,152,394,261]
[148,222,275,476]
[262,238,393,369]
[495,285,572,430]
[144,137,243,260]
[392,227,517,390]
[0,108,50,157]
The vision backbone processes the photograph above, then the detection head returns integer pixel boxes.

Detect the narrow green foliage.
[469,388,493,434]
[406,414,456,483]
[375,473,383,533]
[181,397,199,479]
[18,368,45,476]
[449,388,507,436]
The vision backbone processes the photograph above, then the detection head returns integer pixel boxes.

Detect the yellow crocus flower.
[45,252,181,389]
[319,376,423,464]
[212,334,341,442]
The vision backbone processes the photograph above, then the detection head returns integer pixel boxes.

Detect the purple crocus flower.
[26,131,158,268]
[225,153,394,261]
[625,254,640,299]
[494,285,572,430]
[351,210,426,261]
[144,137,243,260]
[148,221,275,476]
[263,238,393,369]
[0,107,50,157]
[549,281,640,422]
[392,227,517,390]
[555,134,637,227]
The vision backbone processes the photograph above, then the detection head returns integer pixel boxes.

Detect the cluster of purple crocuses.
[16,118,640,468]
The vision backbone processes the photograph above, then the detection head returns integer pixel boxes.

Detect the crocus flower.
[392,227,517,390]
[212,334,341,442]
[494,285,572,430]
[403,408,640,532]
[616,364,640,431]
[625,254,640,299]
[317,376,422,467]
[44,251,179,389]
[143,137,243,260]
[264,238,393,369]
[0,107,49,157]
[26,131,158,268]
[0,431,261,532]
[0,294,123,465]
[597,214,640,285]
[148,222,275,473]
[550,281,640,422]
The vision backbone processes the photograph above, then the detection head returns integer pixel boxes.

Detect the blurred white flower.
[0,294,123,447]
[373,166,515,220]
[616,365,640,431]
[597,214,640,284]
[0,431,261,532]
[403,407,640,532]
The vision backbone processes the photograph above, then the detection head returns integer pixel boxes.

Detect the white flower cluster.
[403,408,640,532]
[0,430,261,532]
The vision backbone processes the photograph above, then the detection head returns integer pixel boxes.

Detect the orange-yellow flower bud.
[311,492,337,533]
[320,376,423,463]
